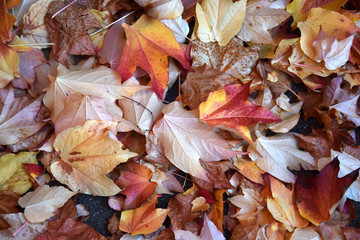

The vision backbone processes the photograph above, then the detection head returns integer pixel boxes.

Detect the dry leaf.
[135,0,184,19]
[195,0,246,46]
[18,185,76,223]
[0,1,16,42]
[0,43,19,88]
[161,16,190,44]
[51,120,137,196]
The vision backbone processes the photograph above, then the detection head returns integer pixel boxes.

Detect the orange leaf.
[118,14,192,100]
[295,158,359,226]
[119,195,169,236]
[0,1,15,42]
[199,82,281,135]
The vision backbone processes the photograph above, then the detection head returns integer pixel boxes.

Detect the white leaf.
[161,16,190,44]
[200,215,225,240]
[331,95,360,126]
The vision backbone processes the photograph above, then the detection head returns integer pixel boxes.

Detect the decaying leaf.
[51,120,137,196]
[18,185,76,223]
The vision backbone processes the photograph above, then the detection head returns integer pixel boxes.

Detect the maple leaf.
[0,152,38,195]
[199,82,281,135]
[195,0,246,46]
[119,195,169,236]
[249,132,316,183]
[18,185,76,223]
[21,0,51,48]
[54,93,113,135]
[50,120,137,196]
[115,162,157,209]
[0,87,46,145]
[45,1,101,66]
[191,38,261,78]
[0,213,47,239]
[295,158,359,226]
[35,218,106,240]
[43,66,147,122]
[152,101,240,181]
[135,0,184,19]
[0,43,19,88]
[237,0,290,44]
[0,0,15,42]
[118,14,192,100]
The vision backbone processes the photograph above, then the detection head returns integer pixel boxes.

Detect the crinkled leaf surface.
[51,120,137,196]
[153,101,239,181]
[18,185,76,223]
[118,14,191,100]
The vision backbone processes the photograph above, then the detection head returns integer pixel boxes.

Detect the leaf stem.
[12,221,29,237]
[294,62,326,73]
[89,11,135,37]
[52,0,77,18]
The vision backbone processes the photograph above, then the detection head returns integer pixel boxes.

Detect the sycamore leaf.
[18,185,76,223]
[118,89,164,134]
[43,66,147,122]
[118,14,191,100]
[152,101,240,181]
[119,195,169,236]
[195,0,246,46]
[0,87,46,145]
[115,163,157,209]
[51,120,137,196]
[249,132,316,183]
[0,43,19,88]
[298,8,360,63]
[286,0,348,28]
[21,0,51,48]
[54,94,113,135]
[266,175,309,231]
[161,16,190,44]
[35,218,106,240]
[0,152,37,195]
[199,83,281,134]
[135,0,184,19]
[0,213,47,239]
[0,1,15,42]
[191,38,261,78]
[45,1,101,66]
[295,158,359,226]
[237,1,290,44]
[313,29,354,70]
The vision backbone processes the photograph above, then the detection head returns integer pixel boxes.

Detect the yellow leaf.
[0,43,19,88]
[195,0,246,46]
[51,120,137,196]
[0,152,37,195]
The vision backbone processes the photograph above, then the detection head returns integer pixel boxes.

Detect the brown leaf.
[0,191,20,214]
[0,1,15,42]
[54,199,78,221]
[191,38,261,78]
[295,129,331,162]
[45,1,101,66]
[35,218,106,240]
[168,192,199,230]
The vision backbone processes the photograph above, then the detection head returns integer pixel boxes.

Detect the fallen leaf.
[0,43,19,88]
[43,66,146,122]
[115,162,157,209]
[135,0,183,19]
[18,185,76,223]
[295,158,359,225]
[118,14,191,99]
[289,226,322,240]
[35,217,106,240]
[45,1,101,66]
[233,157,265,185]
[0,87,46,145]
[0,213,47,239]
[119,195,169,236]
[195,0,246,46]
[50,120,137,196]
[181,65,240,110]
[21,0,51,48]
[0,1,15,42]
[199,82,281,135]
[191,197,210,212]
[0,152,37,195]
[237,1,290,44]
[295,130,331,162]
[11,0,38,25]
[161,16,190,44]
[152,101,239,181]
[331,95,360,126]
[207,189,225,232]
[118,89,165,134]
[0,191,20,214]
[249,132,316,183]
[191,38,261,78]
[266,175,309,231]
[144,131,172,171]
[55,94,113,135]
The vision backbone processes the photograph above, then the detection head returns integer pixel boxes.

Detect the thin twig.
[52,0,77,18]
[120,94,154,127]
[12,221,29,237]
[89,11,135,37]
[8,43,55,47]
